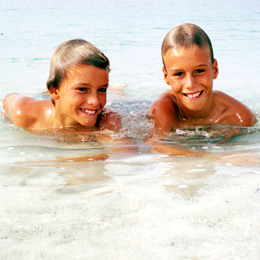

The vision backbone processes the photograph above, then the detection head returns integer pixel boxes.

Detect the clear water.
[1,0,260,259]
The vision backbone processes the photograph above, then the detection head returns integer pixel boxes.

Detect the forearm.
[97,133,139,158]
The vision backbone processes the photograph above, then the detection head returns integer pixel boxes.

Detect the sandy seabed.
[0,154,260,260]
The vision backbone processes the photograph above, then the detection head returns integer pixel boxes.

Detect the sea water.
[0,0,260,259]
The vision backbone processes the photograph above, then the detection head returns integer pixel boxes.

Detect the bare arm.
[2,93,49,129]
[3,93,36,128]
[2,93,21,121]
[229,104,257,127]
[148,91,178,132]
[214,91,257,127]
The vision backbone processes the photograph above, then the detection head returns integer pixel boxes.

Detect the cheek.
[202,76,214,87]
[168,77,182,87]
[171,83,182,93]
[100,95,107,106]
[69,95,79,104]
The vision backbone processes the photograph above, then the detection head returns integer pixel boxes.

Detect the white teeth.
[81,109,96,114]
[186,92,201,98]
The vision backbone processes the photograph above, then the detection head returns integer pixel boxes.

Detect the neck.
[178,99,215,122]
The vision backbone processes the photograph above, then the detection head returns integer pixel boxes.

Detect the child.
[2,39,120,131]
[2,39,141,161]
[148,23,257,132]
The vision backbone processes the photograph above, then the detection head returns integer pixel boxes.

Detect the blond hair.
[47,39,110,90]
[162,23,214,66]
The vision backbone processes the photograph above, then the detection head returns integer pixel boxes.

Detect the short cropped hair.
[47,39,110,90]
[162,23,214,66]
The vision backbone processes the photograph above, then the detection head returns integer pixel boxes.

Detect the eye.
[174,72,184,77]
[78,87,89,92]
[195,69,205,74]
[98,87,107,93]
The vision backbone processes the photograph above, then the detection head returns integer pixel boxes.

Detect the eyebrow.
[169,64,209,71]
[74,83,109,87]
[196,64,209,67]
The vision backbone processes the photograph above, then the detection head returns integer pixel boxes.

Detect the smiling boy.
[148,23,256,131]
[3,39,120,131]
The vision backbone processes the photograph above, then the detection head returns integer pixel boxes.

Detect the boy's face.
[162,45,218,117]
[51,64,109,127]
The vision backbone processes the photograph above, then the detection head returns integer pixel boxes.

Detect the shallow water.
[1,0,260,259]
[1,105,260,259]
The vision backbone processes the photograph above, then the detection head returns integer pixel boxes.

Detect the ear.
[48,86,60,101]
[162,67,170,85]
[213,59,219,79]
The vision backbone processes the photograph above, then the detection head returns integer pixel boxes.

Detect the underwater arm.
[54,138,138,163]
[98,109,139,157]
[216,152,260,167]
[146,134,201,157]
[57,153,110,162]
[54,111,139,162]
[152,144,199,156]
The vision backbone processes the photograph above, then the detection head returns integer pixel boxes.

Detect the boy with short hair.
[3,39,120,131]
[148,23,256,132]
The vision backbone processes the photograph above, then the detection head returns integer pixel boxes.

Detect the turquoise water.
[1,0,260,259]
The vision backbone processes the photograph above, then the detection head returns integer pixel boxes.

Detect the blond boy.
[3,39,120,131]
[148,23,256,131]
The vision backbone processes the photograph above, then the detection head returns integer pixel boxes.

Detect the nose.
[87,92,100,107]
[185,74,196,89]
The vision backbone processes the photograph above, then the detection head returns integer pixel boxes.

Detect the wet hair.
[46,39,110,91]
[162,23,214,66]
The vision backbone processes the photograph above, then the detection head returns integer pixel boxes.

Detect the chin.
[83,122,96,127]
[75,118,94,127]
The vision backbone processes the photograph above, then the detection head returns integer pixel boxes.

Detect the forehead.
[65,64,109,81]
[163,45,212,67]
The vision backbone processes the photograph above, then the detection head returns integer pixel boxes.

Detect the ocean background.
[1,0,260,259]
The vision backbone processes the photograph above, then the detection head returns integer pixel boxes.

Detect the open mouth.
[80,108,98,115]
[183,90,204,98]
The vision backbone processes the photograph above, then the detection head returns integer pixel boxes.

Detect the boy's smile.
[52,64,109,127]
[162,45,218,119]
[80,108,98,116]
[183,90,204,99]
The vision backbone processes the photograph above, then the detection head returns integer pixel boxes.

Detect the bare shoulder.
[214,91,257,126]
[148,90,178,131]
[99,108,122,131]
[2,93,52,128]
